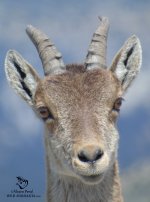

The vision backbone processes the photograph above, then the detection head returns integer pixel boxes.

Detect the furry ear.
[5,50,40,106]
[110,35,142,91]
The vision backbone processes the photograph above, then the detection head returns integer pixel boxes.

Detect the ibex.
[5,17,142,202]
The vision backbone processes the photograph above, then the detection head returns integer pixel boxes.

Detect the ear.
[5,50,40,106]
[110,35,142,91]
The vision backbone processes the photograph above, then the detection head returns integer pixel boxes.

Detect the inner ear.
[20,80,32,98]
[123,45,135,67]
[14,60,26,79]
[13,61,32,98]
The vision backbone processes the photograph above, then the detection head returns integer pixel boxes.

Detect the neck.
[44,133,123,202]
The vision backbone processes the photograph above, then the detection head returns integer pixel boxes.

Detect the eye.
[113,97,124,112]
[38,106,54,120]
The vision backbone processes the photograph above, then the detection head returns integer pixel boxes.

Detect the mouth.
[78,173,104,184]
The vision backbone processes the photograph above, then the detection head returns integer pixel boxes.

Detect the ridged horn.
[85,16,109,70]
[26,25,65,75]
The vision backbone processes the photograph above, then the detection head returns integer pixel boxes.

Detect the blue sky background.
[0,0,150,201]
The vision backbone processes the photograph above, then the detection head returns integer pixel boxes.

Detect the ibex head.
[5,17,142,185]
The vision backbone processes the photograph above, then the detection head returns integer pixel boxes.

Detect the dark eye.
[113,97,124,112]
[38,107,54,120]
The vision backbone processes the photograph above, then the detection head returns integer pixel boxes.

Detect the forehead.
[38,67,121,107]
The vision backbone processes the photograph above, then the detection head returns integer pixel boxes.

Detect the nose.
[78,145,104,164]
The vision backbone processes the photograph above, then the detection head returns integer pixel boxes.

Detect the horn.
[26,25,65,75]
[85,16,109,70]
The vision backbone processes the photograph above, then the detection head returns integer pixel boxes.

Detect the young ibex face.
[5,17,142,185]
[34,66,121,184]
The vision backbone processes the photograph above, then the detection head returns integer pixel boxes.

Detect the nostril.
[78,151,89,163]
[95,149,104,161]
[78,148,104,163]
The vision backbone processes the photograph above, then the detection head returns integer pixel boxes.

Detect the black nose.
[78,147,104,163]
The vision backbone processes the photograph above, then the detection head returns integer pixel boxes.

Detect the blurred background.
[0,0,150,201]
